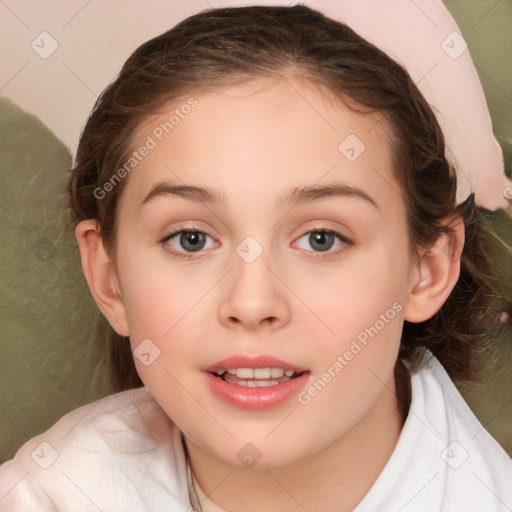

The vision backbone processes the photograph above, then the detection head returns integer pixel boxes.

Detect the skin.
[76,76,464,511]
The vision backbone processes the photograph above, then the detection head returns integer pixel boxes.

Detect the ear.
[404,216,465,323]
[74,219,130,337]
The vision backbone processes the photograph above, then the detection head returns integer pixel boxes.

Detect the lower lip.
[204,372,310,410]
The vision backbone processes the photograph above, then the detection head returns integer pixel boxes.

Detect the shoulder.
[409,349,512,509]
[355,348,512,512]
[0,388,191,511]
[3,387,170,462]
[412,348,509,459]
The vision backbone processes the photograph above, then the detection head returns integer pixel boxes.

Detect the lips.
[203,355,308,374]
[203,354,310,410]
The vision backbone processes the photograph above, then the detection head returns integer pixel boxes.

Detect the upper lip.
[203,355,308,373]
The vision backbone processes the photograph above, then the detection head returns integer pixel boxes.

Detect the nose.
[218,250,291,332]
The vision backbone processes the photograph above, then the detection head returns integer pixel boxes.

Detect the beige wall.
[0,0,300,154]
[1,1,510,157]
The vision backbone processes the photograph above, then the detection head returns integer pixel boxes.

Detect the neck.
[185,372,404,512]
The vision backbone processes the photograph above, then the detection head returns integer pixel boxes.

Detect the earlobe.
[74,219,130,337]
[404,216,465,323]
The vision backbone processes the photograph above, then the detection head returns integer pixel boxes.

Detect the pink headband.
[216,0,512,210]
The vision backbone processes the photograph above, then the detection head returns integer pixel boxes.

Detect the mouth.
[203,355,310,409]
[211,367,306,387]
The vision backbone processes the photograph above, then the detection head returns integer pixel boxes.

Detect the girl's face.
[113,76,417,468]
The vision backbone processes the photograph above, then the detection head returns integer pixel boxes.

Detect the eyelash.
[159,226,354,261]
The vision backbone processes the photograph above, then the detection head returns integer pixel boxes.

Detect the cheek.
[117,244,214,340]
[290,240,406,405]
[292,238,408,341]
[117,249,222,388]
[292,278,405,452]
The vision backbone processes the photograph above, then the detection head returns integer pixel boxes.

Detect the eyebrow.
[141,183,227,208]
[141,181,379,210]
[279,182,379,210]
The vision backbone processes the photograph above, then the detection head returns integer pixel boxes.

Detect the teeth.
[217,367,295,379]
[247,380,277,387]
[236,368,255,379]
[224,375,284,387]
[252,368,268,379]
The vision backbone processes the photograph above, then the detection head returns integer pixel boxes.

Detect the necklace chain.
[182,433,203,512]
[186,454,203,511]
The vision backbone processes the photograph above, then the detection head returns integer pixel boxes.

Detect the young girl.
[1,3,511,511]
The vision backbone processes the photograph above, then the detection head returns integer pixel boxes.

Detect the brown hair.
[67,5,511,414]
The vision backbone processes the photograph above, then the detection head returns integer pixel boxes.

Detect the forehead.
[120,76,400,214]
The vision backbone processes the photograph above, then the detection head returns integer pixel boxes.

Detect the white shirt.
[0,348,510,511]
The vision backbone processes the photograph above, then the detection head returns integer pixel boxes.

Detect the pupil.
[310,232,333,252]
[181,231,204,252]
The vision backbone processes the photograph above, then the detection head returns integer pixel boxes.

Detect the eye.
[160,228,217,258]
[295,229,353,259]
[160,227,353,260]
